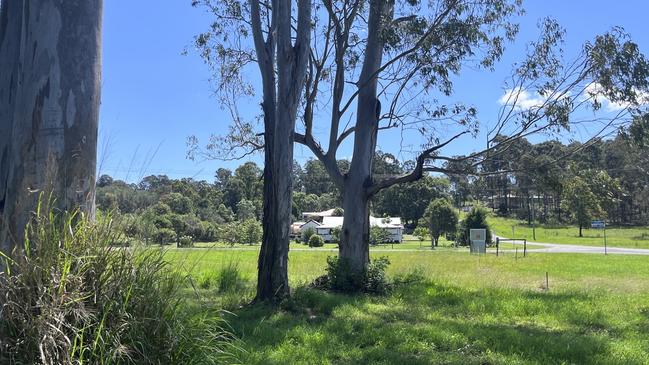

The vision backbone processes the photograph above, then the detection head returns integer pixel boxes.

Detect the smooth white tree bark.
[0,0,103,259]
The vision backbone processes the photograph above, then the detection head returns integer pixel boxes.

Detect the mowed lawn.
[192,234,455,251]
[489,216,649,249]
[167,248,649,364]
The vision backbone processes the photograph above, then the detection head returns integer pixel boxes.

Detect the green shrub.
[154,227,177,245]
[301,227,316,243]
[369,226,390,245]
[330,227,341,243]
[458,206,492,246]
[365,257,391,293]
[323,256,391,294]
[309,234,324,247]
[239,219,262,245]
[178,235,194,247]
[0,202,236,364]
[220,222,239,245]
[413,226,429,242]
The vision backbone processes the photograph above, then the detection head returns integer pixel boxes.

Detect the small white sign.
[469,229,487,254]
[470,229,486,242]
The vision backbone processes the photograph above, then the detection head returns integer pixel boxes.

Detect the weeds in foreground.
[0,199,237,364]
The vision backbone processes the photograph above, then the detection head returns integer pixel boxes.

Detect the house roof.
[300,220,321,228]
[302,208,337,218]
[320,216,344,229]
[319,216,403,229]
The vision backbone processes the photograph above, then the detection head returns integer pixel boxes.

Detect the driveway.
[494,236,649,255]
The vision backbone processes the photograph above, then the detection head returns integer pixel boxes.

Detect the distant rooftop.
[318,216,403,229]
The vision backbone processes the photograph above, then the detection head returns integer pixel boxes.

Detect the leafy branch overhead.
[191,0,648,188]
[191,0,649,272]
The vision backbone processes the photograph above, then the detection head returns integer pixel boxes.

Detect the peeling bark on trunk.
[340,181,370,269]
[0,0,23,222]
[339,0,392,270]
[0,1,102,259]
[253,0,310,301]
[257,101,289,300]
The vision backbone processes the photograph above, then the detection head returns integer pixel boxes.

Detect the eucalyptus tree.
[293,1,648,270]
[194,0,649,278]
[191,0,311,300]
[296,0,647,268]
[0,1,103,260]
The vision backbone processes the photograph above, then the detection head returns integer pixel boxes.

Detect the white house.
[314,215,404,242]
[316,216,344,242]
[290,221,306,238]
[290,220,322,238]
[300,220,321,233]
[301,208,337,222]
[370,216,404,242]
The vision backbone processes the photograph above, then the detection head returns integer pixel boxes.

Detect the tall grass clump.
[217,261,245,293]
[0,199,236,365]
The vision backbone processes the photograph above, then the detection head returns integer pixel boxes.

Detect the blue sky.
[98,0,649,183]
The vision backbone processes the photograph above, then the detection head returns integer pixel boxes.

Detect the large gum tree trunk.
[0,1,102,258]
[339,0,390,271]
[257,104,296,300]
[340,180,371,269]
[254,0,310,301]
[256,97,289,300]
[0,1,23,221]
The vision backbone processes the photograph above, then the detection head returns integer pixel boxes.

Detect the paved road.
[176,242,649,255]
[495,237,649,255]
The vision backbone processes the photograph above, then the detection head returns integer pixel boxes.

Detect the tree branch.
[368,130,469,196]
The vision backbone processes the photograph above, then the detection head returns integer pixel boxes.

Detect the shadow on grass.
[224,281,644,365]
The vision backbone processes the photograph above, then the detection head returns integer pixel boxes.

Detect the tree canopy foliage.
[424,198,458,247]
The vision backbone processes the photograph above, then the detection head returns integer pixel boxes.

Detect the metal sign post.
[604,223,608,255]
[591,220,607,255]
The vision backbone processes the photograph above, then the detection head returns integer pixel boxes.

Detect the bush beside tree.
[369,226,391,245]
[301,227,316,243]
[413,226,429,246]
[458,206,492,246]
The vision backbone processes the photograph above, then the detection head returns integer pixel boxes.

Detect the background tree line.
[99,131,648,247]
[96,151,454,244]
[461,133,649,227]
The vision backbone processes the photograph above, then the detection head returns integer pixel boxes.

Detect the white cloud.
[498,87,549,110]
[499,84,649,113]
[585,82,649,112]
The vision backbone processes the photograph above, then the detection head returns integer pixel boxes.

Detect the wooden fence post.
[496,237,499,257]
[524,239,527,258]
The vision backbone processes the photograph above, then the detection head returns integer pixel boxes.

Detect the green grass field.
[193,235,455,251]
[489,216,649,249]
[167,248,649,364]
